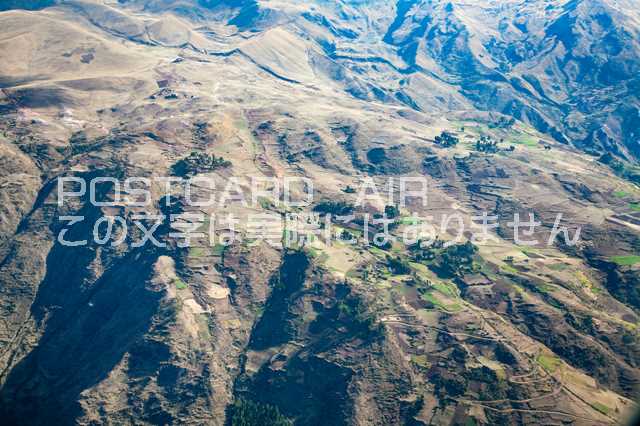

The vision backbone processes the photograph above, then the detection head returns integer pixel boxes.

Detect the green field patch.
[421,291,462,312]
[334,225,363,238]
[536,283,555,294]
[521,249,545,259]
[445,303,463,313]
[189,247,206,258]
[591,402,611,415]
[174,278,188,290]
[369,246,388,257]
[432,281,458,298]
[258,196,276,210]
[478,356,506,380]
[410,262,431,274]
[464,418,478,426]
[511,136,539,147]
[380,269,393,279]
[190,244,225,258]
[421,291,443,308]
[613,190,629,198]
[611,255,640,266]
[537,354,561,373]
[306,246,329,264]
[575,271,593,289]
[398,216,422,225]
[411,354,430,368]
[630,203,640,211]
[306,246,320,258]
[500,264,519,274]
[211,244,226,257]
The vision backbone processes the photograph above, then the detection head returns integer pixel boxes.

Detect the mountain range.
[0,0,639,424]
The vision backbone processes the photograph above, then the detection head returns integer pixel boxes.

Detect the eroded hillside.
[0,1,639,425]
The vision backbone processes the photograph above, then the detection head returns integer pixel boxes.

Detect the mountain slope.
[0,1,639,425]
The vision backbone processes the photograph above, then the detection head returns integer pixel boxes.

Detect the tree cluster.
[171,151,232,176]
[313,200,355,216]
[229,398,291,426]
[475,135,499,153]
[435,131,459,148]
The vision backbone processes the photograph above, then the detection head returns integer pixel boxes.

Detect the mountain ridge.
[0,1,640,424]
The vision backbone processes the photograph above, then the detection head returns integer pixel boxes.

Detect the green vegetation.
[613,190,629,198]
[420,290,462,313]
[367,147,387,164]
[189,247,206,258]
[432,281,457,298]
[575,271,593,289]
[250,251,310,349]
[432,372,467,397]
[174,279,188,290]
[591,402,611,416]
[409,262,430,276]
[312,200,354,216]
[172,151,232,176]
[534,282,555,294]
[465,418,478,426]
[434,131,459,148]
[369,246,388,257]
[212,244,226,257]
[420,291,442,308]
[452,346,468,363]
[386,255,411,275]
[488,117,516,129]
[334,295,382,338]
[435,242,479,278]
[305,246,320,258]
[511,135,539,147]
[257,197,275,210]
[494,343,517,366]
[411,354,429,368]
[410,240,479,279]
[229,398,292,426]
[610,255,640,266]
[384,205,400,219]
[565,312,595,335]
[537,354,561,373]
[445,303,463,313]
[189,245,225,258]
[398,216,421,225]
[466,366,508,401]
[338,229,356,244]
[630,203,640,212]
[500,263,519,274]
[474,135,500,153]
